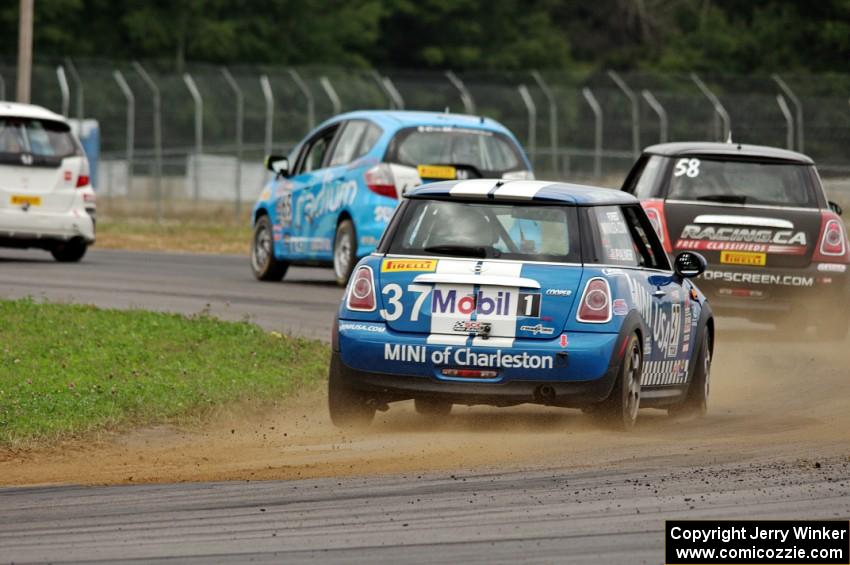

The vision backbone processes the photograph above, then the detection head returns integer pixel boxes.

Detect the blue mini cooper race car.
[330,179,715,430]
[251,111,532,285]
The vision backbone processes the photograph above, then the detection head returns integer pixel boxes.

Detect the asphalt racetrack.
[0,248,340,340]
[1,248,849,564]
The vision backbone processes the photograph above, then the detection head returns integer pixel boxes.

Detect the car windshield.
[0,117,78,159]
[666,157,817,208]
[387,126,524,174]
[388,199,580,263]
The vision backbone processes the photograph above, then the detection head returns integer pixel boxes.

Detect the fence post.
[445,71,476,114]
[531,71,558,176]
[132,61,163,223]
[772,74,803,152]
[65,57,84,121]
[582,87,603,180]
[0,73,5,100]
[288,69,315,132]
[517,84,537,167]
[370,70,393,109]
[608,70,640,159]
[690,73,730,142]
[182,73,203,201]
[260,74,274,160]
[221,67,244,218]
[776,94,794,151]
[56,65,70,117]
[112,70,134,198]
[383,76,405,110]
[641,89,668,144]
[319,76,342,116]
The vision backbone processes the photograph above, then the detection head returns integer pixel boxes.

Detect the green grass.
[96,219,252,255]
[0,299,329,447]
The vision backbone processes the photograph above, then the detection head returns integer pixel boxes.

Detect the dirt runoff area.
[2,323,849,486]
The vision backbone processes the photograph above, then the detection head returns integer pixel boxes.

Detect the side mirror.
[829,201,843,216]
[265,155,289,177]
[674,251,707,279]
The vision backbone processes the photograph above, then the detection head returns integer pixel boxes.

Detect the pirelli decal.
[381,258,438,273]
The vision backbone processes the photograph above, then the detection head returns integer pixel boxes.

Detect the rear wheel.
[251,215,288,281]
[589,333,642,431]
[669,331,711,418]
[51,238,87,262]
[333,219,357,286]
[414,397,452,418]
[328,358,375,428]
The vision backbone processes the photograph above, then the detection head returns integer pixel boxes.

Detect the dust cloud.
[2,317,849,486]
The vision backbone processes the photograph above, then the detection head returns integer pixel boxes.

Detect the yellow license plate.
[417,164,456,180]
[10,195,41,207]
[720,251,766,266]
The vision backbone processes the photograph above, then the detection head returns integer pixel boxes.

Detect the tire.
[328,358,375,428]
[51,238,88,262]
[333,219,357,286]
[669,331,712,418]
[589,333,643,431]
[251,215,288,281]
[414,397,452,418]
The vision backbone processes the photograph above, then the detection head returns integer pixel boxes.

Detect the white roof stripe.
[493,180,551,200]
[449,179,498,198]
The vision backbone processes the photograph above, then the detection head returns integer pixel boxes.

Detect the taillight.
[577,277,612,323]
[75,174,90,188]
[813,211,849,263]
[641,199,671,253]
[346,266,376,311]
[365,164,398,199]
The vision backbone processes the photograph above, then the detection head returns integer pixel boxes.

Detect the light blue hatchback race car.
[251,111,532,285]
[329,179,715,430]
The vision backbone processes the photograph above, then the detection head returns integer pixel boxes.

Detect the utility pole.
[16,0,34,103]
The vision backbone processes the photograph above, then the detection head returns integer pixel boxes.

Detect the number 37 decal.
[378,284,541,322]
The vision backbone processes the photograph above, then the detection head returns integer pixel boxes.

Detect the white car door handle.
[653,289,667,297]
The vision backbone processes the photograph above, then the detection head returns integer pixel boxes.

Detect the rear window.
[666,157,817,208]
[388,199,580,263]
[0,117,78,160]
[386,126,524,174]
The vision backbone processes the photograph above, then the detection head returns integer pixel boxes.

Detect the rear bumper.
[332,351,619,407]
[334,321,622,407]
[0,206,95,246]
[697,263,849,319]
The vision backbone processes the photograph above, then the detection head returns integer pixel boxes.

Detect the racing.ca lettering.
[703,270,814,287]
[383,344,553,369]
[680,225,806,245]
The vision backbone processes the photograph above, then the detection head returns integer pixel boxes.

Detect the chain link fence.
[1,58,849,221]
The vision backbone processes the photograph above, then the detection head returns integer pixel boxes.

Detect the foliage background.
[1,0,849,73]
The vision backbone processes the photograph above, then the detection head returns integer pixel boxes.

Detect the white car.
[0,102,95,262]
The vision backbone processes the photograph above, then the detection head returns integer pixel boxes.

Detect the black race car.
[622,142,849,338]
